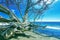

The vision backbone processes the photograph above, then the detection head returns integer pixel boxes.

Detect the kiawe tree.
[0,0,56,39]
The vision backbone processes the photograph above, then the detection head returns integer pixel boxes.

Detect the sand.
[9,31,60,40]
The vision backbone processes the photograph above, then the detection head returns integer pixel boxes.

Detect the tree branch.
[14,0,23,21]
[0,5,21,23]
[23,0,42,22]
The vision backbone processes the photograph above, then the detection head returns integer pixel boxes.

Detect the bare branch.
[23,0,43,22]
[14,0,23,20]
[29,0,55,21]
[0,16,11,22]
[0,5,10,15]
[29,0,42,9]
[0,5,21,23]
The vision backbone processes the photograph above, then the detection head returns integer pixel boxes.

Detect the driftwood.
[0,0,55,39]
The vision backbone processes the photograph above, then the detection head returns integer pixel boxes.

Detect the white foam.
[46,26,60,30]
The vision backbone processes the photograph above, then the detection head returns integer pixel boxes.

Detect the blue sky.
[36,0,60,22]
[0,0,60,22]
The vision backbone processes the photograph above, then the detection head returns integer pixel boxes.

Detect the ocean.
[33,22,60,39]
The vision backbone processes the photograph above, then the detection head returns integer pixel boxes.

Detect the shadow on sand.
[9,33,35,40]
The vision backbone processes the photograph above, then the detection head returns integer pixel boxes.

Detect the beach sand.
[9,31,60,40]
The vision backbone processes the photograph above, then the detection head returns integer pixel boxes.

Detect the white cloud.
[44,0,58,4]
[47,0,52,4]
[54,0,58,2]
[43,0,53,4]
[32,0,39,3]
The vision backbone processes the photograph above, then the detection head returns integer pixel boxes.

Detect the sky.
[36,0,60,22]
[0,0,60,22]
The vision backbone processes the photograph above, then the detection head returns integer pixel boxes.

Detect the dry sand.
[9,31,60,40]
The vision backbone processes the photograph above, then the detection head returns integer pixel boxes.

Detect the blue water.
[33,22,60,39]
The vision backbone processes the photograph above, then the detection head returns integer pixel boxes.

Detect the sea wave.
[46,26,60,30]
